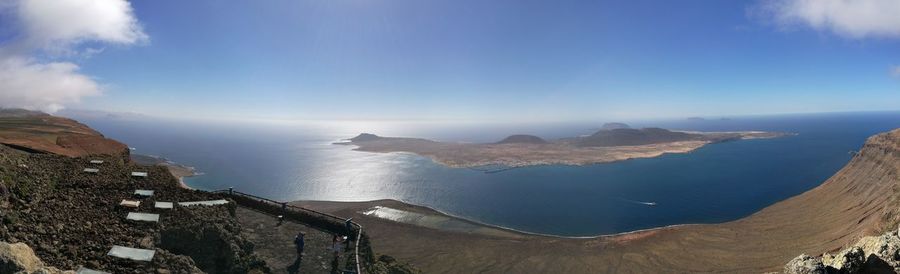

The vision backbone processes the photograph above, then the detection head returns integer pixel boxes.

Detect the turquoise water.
[77,112,900,236]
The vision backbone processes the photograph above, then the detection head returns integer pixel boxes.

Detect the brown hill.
[599,122,631,130]
[575,127,701,147]
[0,109,128,158]
[495,135,548,144]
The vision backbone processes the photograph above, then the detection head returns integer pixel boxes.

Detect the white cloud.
[0,57,100,112]
[891,66,900,79]
[0,0,145,112]
[756,0,900,39]
[16,0,147,52]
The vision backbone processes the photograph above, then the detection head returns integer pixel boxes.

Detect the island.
[336,123,790,168]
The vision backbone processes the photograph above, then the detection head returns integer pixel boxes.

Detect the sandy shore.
[131,153,200,189]
[166,164,198,190]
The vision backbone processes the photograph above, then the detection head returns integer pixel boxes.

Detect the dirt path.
[235,207,349,274]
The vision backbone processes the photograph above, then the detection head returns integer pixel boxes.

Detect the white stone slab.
[76,267,111,274]
[178,199,229,207]
[107,245,155,261]
[89,160,104,164]
[131,171,148,177]
[119,200,140,208]
[126,212,159,222]
[154,201,174,209]
[83,168,99,173]
[134,190,154,197]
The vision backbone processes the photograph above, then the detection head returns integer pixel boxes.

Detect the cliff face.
[0,109,129,159]
[783,129,900,273]
[614,128,900,272]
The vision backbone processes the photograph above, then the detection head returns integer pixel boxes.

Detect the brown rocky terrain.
[308,128,900,273]
[0,109,128,159]
[0,145,269,273]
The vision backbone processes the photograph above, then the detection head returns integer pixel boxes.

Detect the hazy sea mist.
[75,111,900,236]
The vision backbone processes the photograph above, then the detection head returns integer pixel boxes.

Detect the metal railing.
[212,188,365,274]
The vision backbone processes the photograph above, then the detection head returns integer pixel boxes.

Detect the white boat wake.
[618,197,657,206]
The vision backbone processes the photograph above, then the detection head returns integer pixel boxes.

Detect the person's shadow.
[287,255,302,274]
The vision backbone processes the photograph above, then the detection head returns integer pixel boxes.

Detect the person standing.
[294,232,306,257]
[345,218,354,240]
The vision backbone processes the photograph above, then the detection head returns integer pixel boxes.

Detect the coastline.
[342,131,789,169]
[166,164,200,190]
[130,153,200,190]
[174,171,195,190]
[294,129,900,273]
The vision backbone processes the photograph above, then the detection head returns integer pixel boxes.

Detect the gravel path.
[236,206,349,274]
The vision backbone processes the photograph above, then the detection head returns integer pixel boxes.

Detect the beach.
[130,153,200,189]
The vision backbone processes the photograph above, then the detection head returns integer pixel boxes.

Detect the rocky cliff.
[784,129,900,273]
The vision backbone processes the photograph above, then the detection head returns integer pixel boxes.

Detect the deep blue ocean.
[75,111,900,236]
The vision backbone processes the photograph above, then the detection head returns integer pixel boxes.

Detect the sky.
[0,0,898,122]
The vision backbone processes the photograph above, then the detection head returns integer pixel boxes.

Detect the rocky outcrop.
[785,228,900,273]
[0,241,73,274]
[160,204,269,274]
[784,254,826,274]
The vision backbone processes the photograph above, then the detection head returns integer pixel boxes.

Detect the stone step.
[130,171,148,177]
[119,200,140,208]
[154,201,174,209]
[178,199,229,207]
[133,190,154,197]
[126,212,160,222]
[107,245,155,261]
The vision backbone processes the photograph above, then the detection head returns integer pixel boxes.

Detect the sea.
[74,111,900,236]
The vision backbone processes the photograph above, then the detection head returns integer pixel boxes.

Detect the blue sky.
[2,0,899,121]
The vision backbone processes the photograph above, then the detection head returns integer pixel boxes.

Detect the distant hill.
[0,108,47,118]
[0,108,129,158]
[350,133,383,142]
[600,122,631,130]
[575,128,701,147]
[495,134,548,144]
